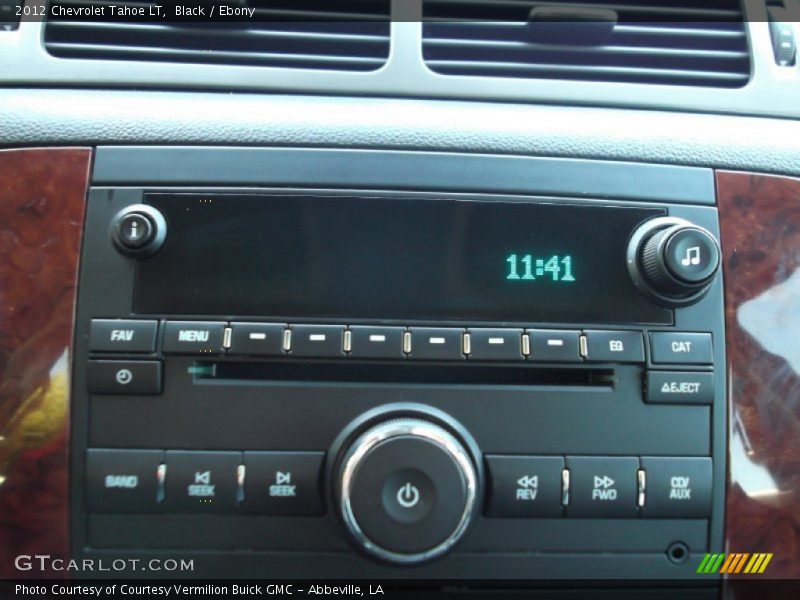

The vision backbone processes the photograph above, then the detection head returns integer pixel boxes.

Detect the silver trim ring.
[339,419,478,565]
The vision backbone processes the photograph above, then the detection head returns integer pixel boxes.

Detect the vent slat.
[45,0,391,72]
[424,38,749,61]
[423,0,751,88]
[45,42,387,67]
[426,59,749,83]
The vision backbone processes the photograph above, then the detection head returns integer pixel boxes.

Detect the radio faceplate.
[72,181,725,579]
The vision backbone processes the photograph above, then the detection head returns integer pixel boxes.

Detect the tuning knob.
[628,218,720,307]
[334,412,480,565]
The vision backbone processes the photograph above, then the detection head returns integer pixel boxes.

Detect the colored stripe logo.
[696,553,772,574]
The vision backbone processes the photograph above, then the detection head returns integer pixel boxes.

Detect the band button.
[86,449,163,513]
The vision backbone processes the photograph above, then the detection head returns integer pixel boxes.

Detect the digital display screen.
[135,194,671,324]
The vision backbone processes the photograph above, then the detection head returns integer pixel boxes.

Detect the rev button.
[89,319,158,353]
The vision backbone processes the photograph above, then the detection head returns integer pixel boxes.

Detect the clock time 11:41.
[506,254,576,282]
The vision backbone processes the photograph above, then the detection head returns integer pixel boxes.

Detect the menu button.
[163,321,226,354]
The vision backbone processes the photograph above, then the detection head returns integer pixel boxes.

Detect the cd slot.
[192,361,615,388]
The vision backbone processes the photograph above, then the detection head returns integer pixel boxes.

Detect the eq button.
[583,330,644,363]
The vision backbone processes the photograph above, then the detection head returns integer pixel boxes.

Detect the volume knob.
[628,218,721,307]
[335,416,479,565]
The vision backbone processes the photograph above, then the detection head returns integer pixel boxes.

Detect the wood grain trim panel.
[718,170,800,582]
[0,148,91,578]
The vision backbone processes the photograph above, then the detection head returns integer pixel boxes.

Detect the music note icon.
[681,246,701,266]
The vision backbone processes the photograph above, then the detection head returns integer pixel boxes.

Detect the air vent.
[423,0,751,87]
[45,1,391,72]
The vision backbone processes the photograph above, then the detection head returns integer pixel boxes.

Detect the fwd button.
[566,456,639,518]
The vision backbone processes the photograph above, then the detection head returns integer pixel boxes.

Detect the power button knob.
[111,204,167,258]
[337,418,479,564]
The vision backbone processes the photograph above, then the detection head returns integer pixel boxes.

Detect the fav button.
[485,455,564,517]
[647,371,714,405]
[566,456,639,518]
[163,321,226,355]
[641,457,712,518]
[242,451,324,515]
[87,360,162,395]
[163,451,241,513]
[650,332,713,365]
[89,319,158,353]
[86,448,163,513]
[583,330,644,363]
